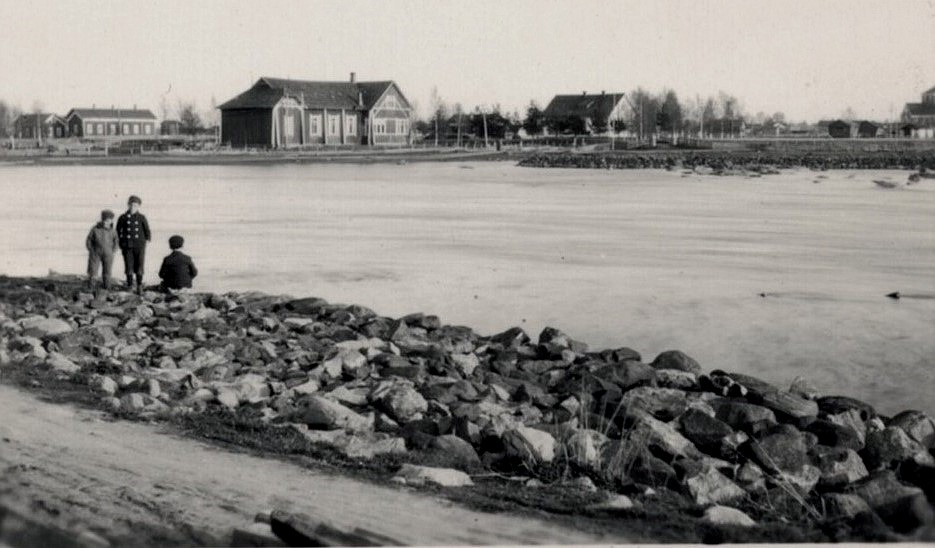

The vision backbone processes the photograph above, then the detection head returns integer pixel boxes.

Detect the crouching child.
[86,209,118,289]
[158,235,198,292]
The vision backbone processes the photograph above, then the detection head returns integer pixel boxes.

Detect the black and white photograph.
[0,0,934,545]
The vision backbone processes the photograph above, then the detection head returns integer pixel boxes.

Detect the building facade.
[13,113,66,139]
[901,86,935,138]
[542,92,628,135]
[65,108,157,138]
[219,74,413,148]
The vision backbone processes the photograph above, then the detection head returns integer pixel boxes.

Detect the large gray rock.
[806,419,863,451]
[629,412,702,459]
[889,410,935,449]
[370,381,428,423]
[702,505,756,527]
[159,339,195,359]
[19,316,72,338]
[848,471,934,533]
[426,435,481,468]
[711,399,777,433]
[651,350,701,374]
[296,395,372,433]
[817,396,876,421]
[618,386,689,422]
[679,408,734,455]
[684,465,745,505]
[45,351,80,374]
[759,390,819,423]
[394,464,473,487]
[655,369,699,391]
[814,447,869,488]
[502,425,556,465]
[821,493,874,520]
[826,408,868,446]
[748,426,808,473]
[562,429,609,470]
[862,427,929,471]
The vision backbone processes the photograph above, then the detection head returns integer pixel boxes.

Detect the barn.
[219,73,413,148]
[542,91,627,134]
[827,120,851,139]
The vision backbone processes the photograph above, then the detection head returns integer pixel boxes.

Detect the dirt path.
[0,384,610,546]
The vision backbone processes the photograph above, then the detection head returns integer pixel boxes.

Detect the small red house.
[218,73,413,148]
[65,108,157,138]
[13,113,66,139]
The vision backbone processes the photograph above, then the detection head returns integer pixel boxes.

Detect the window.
[383,96,398,109]
[309,114,321,136]
[96,123,104,134]
[86,123,94,135]
[133,123,140,135]
[122,123,129,134]
[328,115,340,135]
[108,123,116,134]
[284,114,294,138]
[345,115,356,135]
[144,124,152,135]
[387,119,397,134]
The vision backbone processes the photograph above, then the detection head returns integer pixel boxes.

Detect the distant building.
[218,73,413,148]
[542,92,627,134]
[13,113,66,139]
[856,121,882,138]
[901,86,935,138]
[161,120,182,136]
[65,108,157,138]
[827,120,851,139]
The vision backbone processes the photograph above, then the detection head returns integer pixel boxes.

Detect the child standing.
[117,195,151,294]
[86,209,118,289]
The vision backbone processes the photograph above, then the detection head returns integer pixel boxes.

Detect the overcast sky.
[3,0,934,122]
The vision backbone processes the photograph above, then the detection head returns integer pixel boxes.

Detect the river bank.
[1,274,933,544]
[519,149,935,171]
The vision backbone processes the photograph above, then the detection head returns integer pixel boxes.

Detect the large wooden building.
[219,74,413,148]
[65,108,157,138]
[542,92,628,134]
[902,86,935,138]
[13,113,66,139]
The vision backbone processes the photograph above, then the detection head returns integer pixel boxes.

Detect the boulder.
[778,464,821,494]
[817,396,876,421]
[629,412,702,459]
[593,361,657,391]
[45,352,80,374]
[684,465,746,505]
[788,376,822,400]
[449,353,479,377]
[598,347,642,364]
[89,374,118,396]
[814,447,869,489]
[747,426,808,473]
[487,327,530,348]
[502,425,556,465]
[600,442,677,487]
[370,381,428,423]
[159,339,195,359]
[759,390,819,424]
[821,492,874,520]
[848,471,934,533]
[862,426,929,471]
[655,369,699,391]
[119,392,167,414]
[9,336,47,359]
[889,410,935,449]
[702,505,756,527]
[618,386,689,422]
[296,395,371,433]
[562,429,609,470]
[711,399,777,434]
[393,464,473,487]
[588,494,636,510]
[806,419,864,451]
[19,316,72,338]
[826,408,868,446]
[679,408,734,455]
[425,435,481,469]
[651,350,701,374]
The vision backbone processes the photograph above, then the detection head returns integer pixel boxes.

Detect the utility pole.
[457,110,462,148]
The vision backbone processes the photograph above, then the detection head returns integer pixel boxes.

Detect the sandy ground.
[0,384,609,546]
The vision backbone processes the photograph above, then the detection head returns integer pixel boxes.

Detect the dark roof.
[66,108,156,120]
[542,93,625,120]
[924,86,935,95]
[904,102,935,116]
[14,113,62,125]
[219,78,404,111]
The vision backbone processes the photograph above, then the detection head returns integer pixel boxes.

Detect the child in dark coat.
[158,235,198,292]
[86,210,118,289]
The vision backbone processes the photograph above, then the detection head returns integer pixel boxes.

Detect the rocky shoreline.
[1,274,933,543]
[518,150,935,173]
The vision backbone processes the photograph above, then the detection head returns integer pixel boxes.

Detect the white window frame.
[133,123,140,135]
[144,124,152,135]
[309,114,321,136]
[284,113,295,138]
[345,115,356,136]
[122,123,129,134]
[327,114,340,136]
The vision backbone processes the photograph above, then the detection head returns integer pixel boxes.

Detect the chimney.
[350,72,356,83]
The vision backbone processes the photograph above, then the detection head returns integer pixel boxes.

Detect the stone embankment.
[518,150,935,173]
[1,276,933,542]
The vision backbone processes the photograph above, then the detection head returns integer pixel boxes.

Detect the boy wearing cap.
[158,235,198,292]
[85,209,118,289]
[117,195,151,294]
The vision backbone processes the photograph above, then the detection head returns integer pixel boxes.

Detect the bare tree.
[177,100,202,135]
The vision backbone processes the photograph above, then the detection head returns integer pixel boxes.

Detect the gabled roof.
[923,86,935,95]
[543,93,625,120]
[904,102,935,116]
[66,108,156,120]
[14,113,63,125]
[218,77,406,111]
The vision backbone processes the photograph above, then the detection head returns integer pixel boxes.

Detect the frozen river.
[1,161,932,416]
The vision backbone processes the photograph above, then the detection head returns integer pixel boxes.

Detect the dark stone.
[593,360,657,391]
[746,425,808,473]
[861,427,927,471]
[488,327,529,348]
[889,410,935,449]
[711,398,777,434]
[818,396,876,421]
[598,347,642,363]
[617,386,689,422]
[897,460,935,502]
[650,350,701,374]
[848,470,933,533]
[423,434,481,470]
[724,372,778,399]
[806,419,864,451]
[279,297,329,316]
[679,408,734,455]
[759,390,819,425]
